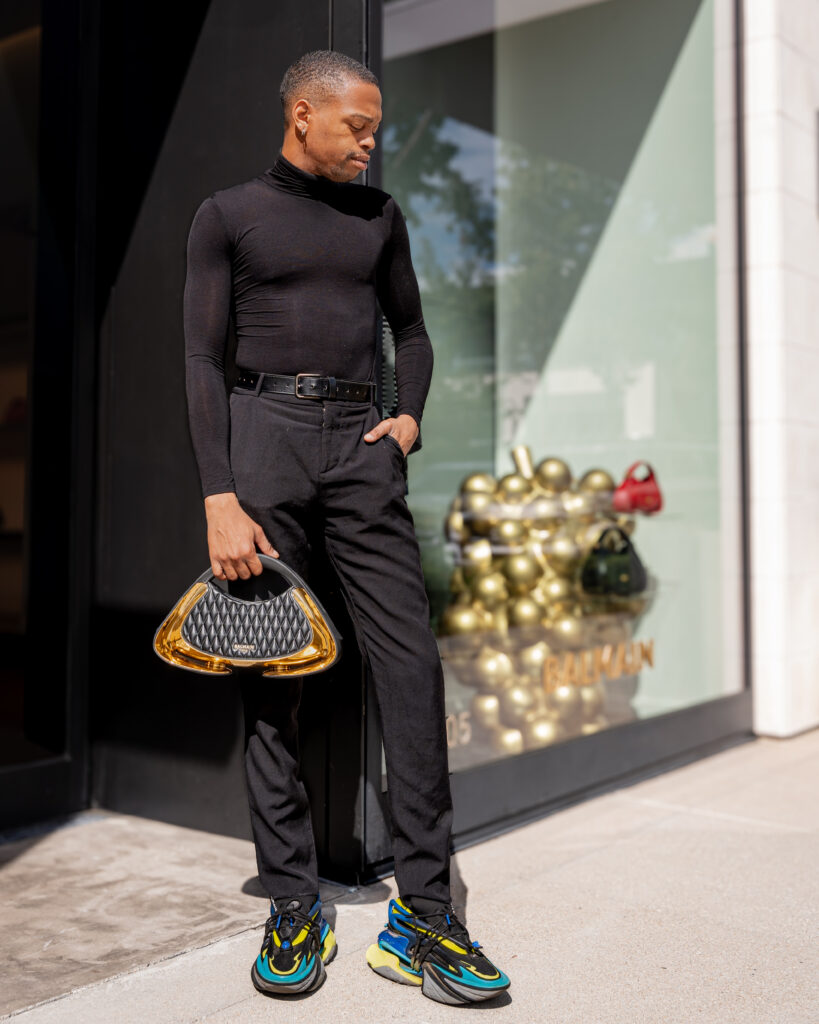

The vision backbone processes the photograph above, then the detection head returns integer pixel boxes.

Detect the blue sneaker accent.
[366,897,510,1005]
[251,896,337,997]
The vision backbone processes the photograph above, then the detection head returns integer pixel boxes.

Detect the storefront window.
[383,0,743,770]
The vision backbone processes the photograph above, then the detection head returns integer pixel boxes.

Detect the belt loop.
[327,375,337,400]
[253,372,265,397]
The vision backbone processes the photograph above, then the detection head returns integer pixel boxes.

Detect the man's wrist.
[204,491,240,513]
[395,411,420,431]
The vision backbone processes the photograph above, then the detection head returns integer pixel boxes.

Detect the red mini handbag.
[612,462,663,515]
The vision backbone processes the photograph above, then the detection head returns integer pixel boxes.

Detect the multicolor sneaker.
[366,897,510,1005]
[251,895,337,996]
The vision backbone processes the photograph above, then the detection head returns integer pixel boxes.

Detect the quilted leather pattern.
[182,584,313,659]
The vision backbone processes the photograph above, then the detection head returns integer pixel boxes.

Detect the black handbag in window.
[153,554,342,676]
[580,526,648,597]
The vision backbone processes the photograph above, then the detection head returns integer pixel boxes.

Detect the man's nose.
[361,132,376,152]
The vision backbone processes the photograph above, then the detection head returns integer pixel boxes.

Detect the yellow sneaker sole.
[365,942,422,987]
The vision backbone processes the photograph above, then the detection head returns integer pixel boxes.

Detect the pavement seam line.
[618,795,814,833]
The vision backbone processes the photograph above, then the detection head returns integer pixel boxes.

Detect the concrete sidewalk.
[1,730,817,1023]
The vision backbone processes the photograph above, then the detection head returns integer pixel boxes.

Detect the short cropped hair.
[280,50,379,126]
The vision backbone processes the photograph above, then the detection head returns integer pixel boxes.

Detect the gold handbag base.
[153,583,338,676]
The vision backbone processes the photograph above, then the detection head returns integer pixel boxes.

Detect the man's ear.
[292,98,312,137]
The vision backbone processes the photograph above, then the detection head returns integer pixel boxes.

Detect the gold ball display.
[461,472,497,495]
[440,603,483,636]
[507,596,542,629]
[489,519,526,548]
[523,716,563,749]
[546,682,582,721]
[517,640,552,677]
[461,538,494,583]
[445,510,470,544]
[523,536,551,569]
[540,576,573,608]
[471,693,501,730]
[577,469,616,493]
[471,571,509,608]
[561,490,596,521]
[495,501,528,523]
[499,684,537,726]
[530,583,551,608]
[490,726,524,756]
[473,602,495,631]
[461,490,493,522]
[502,553,541,593]
[525,496,565,531]
[545,531,582,576]
[578,683,605,720]
[550,612,585,647]
[511,445,536,480]
[498,473,531,503]
[444,450,647,742]
[490,605,509,637]
[534,457,572,493]
[467,498,500,535]
[473,646,515,691]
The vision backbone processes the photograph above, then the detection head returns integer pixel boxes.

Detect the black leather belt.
[235,369,375,402]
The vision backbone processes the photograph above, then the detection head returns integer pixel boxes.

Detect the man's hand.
[204,492,279,580]
[363,413,419,456]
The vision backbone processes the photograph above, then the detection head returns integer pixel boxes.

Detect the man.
[183,50,510,1005]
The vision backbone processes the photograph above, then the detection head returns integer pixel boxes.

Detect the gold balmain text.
[542,640,655,692]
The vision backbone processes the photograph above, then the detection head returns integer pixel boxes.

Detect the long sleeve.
[376,198,434,444]
[183,195,235,498]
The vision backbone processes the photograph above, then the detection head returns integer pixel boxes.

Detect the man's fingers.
[254,525,279,558]
[212,553,253,580]
[363,417,394,442]
[246,552,264,577]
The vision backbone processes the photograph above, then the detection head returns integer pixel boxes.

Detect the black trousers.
[229,385,453,906]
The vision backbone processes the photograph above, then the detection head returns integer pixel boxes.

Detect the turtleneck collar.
[262,151,346,199]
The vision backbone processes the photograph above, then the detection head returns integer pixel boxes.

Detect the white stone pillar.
[745,0,819,735]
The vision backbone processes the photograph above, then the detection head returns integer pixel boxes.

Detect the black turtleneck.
[183,151,433,498]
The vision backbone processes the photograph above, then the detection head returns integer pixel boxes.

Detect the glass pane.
[383,0,743,771]
[0,8,46,764]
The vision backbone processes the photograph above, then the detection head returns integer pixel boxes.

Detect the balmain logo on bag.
[232,642,257,653]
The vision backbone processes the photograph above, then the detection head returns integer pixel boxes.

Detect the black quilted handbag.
[153,555,342,676]
[580,526,648,597]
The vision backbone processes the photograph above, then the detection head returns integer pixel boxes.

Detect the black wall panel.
[94,0,331,611]
[90,0,384,884]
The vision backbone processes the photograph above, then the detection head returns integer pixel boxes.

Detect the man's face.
[300,80,382,182]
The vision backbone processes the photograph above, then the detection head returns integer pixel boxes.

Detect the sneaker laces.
[406,903,481,971]
[264,899,321,955]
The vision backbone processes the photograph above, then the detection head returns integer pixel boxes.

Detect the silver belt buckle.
[295,372,324,399]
